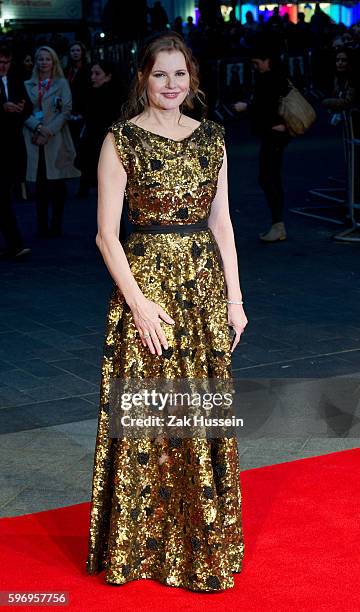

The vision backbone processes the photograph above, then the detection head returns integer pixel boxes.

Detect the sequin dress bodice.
[110,118,225,225]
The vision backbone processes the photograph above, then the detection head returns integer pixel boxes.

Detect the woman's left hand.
[228,304,248,352]
[272,124,286,132]
[38,126,52,138]
[233,101,248,113]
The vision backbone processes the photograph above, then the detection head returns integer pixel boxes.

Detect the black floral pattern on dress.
[159,486,170,500]
[162,346,174,359]
[145,506,154,516]
[191,241,202,258]
[146,538,159,550]
[150,159,162,171]
[206,575,221,589]
[132,242,145,256]
[140,484,151,497]
[137,451,149,465]
[169,436,182,448]
[212,348,225,357]
[203,522,215,533]
[175,326,188,339]
[182,300,194,309]
[115,318,123,333]
[156,253,161,270]
[122,124,132,138]
[191,348,197,361]
[122,564,131,577]
[205,258,213,269]
[183,279,196,289]
[203,485,214,499]
[180,347,190,357]
[199,156,209,168]
[130,362,138,377]
[131,208,140,221]
[103,344,114,359]
[130,507,140,520]
[191,537,201,551]
[215,463,227,478]
[176,207,189,219]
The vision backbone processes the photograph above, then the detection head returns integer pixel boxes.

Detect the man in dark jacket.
[0,45,32,259]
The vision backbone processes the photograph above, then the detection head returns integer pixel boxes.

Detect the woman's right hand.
[130,296,175,356]
[31,133,49,146]
[233,101,248,113]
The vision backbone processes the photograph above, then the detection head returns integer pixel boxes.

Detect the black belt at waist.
[129,221,209,234]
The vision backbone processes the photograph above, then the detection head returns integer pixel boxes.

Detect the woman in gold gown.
[86,32,248,592]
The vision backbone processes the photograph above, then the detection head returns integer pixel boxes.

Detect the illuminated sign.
[2,0,82,20]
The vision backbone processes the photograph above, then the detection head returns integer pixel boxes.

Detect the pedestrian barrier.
[334,108,360,242]
[290,109,360,235]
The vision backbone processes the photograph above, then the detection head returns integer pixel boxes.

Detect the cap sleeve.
[108,120,131,174]
[207,120,226,174]
[214,121,225,140]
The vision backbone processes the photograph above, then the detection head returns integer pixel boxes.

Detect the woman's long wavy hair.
[121,32,206,120]
[32,46,64,80]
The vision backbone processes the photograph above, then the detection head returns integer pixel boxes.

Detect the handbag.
[278,80,316,137]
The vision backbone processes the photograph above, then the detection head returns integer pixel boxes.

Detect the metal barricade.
[92,40,138,81]
[290,109,360,235]
[289,110,353,225]
[334,108,360,242]
[213,57,253,122]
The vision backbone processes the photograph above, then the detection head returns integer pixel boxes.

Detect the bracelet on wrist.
[226,299,243,305]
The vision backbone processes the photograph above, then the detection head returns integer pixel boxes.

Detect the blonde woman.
[24,46,80,238]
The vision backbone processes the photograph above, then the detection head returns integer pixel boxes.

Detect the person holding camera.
[23,46,80,238]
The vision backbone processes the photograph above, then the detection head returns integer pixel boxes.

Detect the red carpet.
[0,448,359,611]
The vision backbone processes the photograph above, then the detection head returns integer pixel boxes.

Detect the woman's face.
[143,50,190,111]
[91,64,112,88]
[70,44,82,62]
[252,58,271,73]
[23,54,33,71]
[335,52,348,73]
[37,50,53,76]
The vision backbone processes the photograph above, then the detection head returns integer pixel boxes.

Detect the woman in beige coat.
[24,46,80,237]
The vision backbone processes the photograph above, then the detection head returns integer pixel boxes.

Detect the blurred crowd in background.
[1,1,360,258]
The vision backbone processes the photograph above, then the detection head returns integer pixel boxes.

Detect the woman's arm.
[96,133,174,355]
[207,145,248,351]
[322,86,356,111]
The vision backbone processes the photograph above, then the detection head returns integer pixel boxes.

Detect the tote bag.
[278,81,316,137]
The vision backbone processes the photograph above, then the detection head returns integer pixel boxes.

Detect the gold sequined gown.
[86,118,245,592]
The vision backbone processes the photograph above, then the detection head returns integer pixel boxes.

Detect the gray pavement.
[0,109,359,517]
